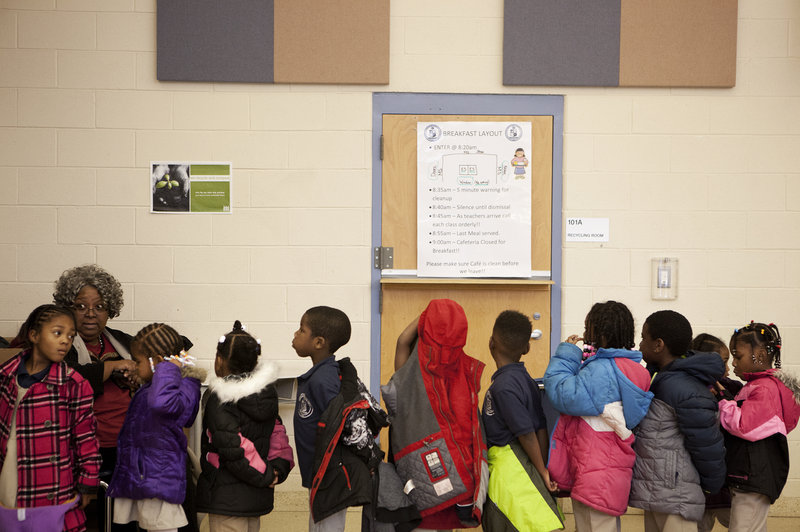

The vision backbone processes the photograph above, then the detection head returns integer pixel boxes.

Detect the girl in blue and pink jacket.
[544,301,653,532]
[107,323,206,532]
[720,322,800,532]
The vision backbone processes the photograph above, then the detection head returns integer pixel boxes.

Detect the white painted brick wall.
[1,0,800,497]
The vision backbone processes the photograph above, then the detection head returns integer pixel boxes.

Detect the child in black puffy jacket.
[196,321,293,531]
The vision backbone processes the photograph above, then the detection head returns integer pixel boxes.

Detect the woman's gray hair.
[53,264,124,319]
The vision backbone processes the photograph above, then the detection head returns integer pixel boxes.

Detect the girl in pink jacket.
[544,301,653,532]
[720,322,800,532]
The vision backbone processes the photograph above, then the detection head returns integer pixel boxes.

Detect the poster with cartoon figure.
[511,148,528,178]
[150,162,232,213]
[417,122,532,278]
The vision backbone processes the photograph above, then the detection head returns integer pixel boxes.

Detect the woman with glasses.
[53,265,137,395]
[52,264,139,531]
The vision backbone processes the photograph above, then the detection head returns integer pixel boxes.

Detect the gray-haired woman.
[53,264,140,531]
[53,265,137,393]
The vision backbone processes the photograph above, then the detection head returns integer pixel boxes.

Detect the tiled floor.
[193,494,800,532]
[91,490,800,531]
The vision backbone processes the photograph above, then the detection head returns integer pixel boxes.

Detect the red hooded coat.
[382,299,488,529]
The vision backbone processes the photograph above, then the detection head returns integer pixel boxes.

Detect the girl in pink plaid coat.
[0,304,100,532]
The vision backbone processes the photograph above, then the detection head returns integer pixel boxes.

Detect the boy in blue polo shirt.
[482,310,563,532]
[292,306,351,532]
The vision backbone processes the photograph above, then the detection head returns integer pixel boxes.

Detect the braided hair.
[584,300,635,350]
[15,304,76,348]
[730,321,782,369]
[132,323,184,359]
[216,320,261,375]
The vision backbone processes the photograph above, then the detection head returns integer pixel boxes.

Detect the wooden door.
[379,114,555,397]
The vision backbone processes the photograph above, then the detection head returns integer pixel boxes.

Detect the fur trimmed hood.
[206,359,278,404]
[180,364,208,383]
[775,369,800,406]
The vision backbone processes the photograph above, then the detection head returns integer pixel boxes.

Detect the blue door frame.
[369,92,564,395]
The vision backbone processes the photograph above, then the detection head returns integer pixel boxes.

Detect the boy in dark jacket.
[629,310,726,531]
[292,306,352,532]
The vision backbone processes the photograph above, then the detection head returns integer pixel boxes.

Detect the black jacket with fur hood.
[196,360,292,517]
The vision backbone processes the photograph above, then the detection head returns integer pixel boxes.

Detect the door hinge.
[373,246,394,269]
[379,134,384,161]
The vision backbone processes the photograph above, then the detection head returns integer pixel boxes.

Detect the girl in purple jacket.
[107,323,206,532]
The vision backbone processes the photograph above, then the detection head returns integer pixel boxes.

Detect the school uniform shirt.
[482,362,546,446]
[481,363,561,532]
[0,352,100,532]
[293,356,340,488]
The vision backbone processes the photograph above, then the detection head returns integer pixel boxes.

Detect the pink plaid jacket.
[0,353,100,532]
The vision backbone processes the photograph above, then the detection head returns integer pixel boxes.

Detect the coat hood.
[763,369,800,432]
[664,351,724,387]
[775,369,800,404]
[206,359,278,404]
[417,299,469,369]
[180,364,208,383]
[418,299,468,348]
[591,348,653,429]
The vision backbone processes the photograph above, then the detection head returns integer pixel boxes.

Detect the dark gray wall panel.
[503,0,621,87]
[157,0,274,83]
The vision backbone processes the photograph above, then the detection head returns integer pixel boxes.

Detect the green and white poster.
[150,161,232,213]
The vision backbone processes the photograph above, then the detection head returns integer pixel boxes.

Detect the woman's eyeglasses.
[72,303,108,315]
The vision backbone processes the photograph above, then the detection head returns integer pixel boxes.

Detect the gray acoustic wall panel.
[157,0,274,83]
[503,0,621,87]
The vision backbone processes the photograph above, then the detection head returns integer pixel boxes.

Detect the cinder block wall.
[1,0,799,498]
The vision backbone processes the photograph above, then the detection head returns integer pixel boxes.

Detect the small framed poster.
[150,161,232,213]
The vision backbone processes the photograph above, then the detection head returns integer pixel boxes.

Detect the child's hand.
[79,493,94,509]
[268,469,279,488]
[565,334,582,345]
[542,470,558,493]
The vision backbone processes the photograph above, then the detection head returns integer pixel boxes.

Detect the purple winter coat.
[107,362,206,504]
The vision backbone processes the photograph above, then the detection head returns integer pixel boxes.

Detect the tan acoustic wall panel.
[619,0,738,87]
[274,0,390,85]
[504,0,738,88]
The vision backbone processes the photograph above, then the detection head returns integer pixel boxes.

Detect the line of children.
[542,307,799,532]
[4,300,799,532]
